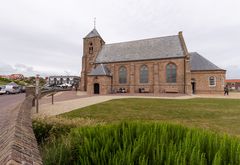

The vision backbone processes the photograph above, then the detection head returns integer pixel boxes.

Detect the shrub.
[32,117,105,143]
[32,119,72,143]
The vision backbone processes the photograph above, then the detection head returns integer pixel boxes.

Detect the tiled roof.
[85,28,102,38]
[225,79,240,83]
[95,35,184,63]
[190,52,224,71]
[88,64,111,76]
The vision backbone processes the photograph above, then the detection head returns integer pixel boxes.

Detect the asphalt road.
[0,93,25,111]
[0,93,25,133]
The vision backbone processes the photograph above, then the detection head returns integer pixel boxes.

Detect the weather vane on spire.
[94,17,96,29]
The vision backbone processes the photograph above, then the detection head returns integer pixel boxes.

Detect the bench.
[117,88,127,93]
[139,88,150,93]
[165,89,179,93]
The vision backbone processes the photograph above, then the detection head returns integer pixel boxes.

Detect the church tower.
[80,28,105,91]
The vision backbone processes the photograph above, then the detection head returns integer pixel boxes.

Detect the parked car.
[58,83,72,88]
[0,86,6,95]
[3,85,21,94]
[19,86,26,93]
[42,84,54,90]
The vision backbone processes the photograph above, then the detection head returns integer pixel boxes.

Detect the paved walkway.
[32,91,240,118]
[40,91,87,104]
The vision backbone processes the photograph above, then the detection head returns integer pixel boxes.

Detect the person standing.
[75,83,79,92]
[224,85,229,95]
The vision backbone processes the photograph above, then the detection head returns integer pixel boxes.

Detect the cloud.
[14,64,34,73]
[0,62,78,77]
[0,63,17,74]
[0,0,240,78]
[225,65,240,79]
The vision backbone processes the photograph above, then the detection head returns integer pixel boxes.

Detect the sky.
[0,0,239,78]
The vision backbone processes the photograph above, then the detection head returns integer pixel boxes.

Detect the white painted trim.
[209,76,216,87]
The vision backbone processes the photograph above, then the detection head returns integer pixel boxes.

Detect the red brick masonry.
[0,96,42,165]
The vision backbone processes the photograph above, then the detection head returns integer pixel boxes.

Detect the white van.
[1,85,21,94]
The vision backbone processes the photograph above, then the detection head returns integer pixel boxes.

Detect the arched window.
[89,47,93,54]
[119,66,127,84]
[209,76,216,86]
[166,63,177,83]
[140,65,148,83]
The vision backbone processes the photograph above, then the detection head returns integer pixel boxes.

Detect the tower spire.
[94,17,96,29]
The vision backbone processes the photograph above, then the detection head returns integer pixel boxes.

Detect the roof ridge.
[104,34,179,46]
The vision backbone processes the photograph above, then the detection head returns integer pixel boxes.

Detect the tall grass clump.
[40,122,240,165]
[33,117,104,143]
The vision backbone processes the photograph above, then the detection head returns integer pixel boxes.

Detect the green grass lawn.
[60,98,240,136]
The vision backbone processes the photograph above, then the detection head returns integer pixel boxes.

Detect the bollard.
[52,93,54,104]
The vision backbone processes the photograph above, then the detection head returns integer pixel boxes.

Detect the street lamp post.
[35,74,40,113]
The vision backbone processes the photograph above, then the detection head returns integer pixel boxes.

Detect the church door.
[191,79,196,94]
[94,83,100,94]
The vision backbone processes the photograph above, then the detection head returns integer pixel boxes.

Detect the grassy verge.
[0,77,11,86]
[0,77,26,86]
[35,121,240,165]
[60,98,240,136]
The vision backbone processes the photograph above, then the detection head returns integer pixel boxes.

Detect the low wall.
[0,95,42,165]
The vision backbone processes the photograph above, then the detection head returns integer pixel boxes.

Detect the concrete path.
[32,91,240,118]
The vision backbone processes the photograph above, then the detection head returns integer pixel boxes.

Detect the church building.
[80,28,226,95]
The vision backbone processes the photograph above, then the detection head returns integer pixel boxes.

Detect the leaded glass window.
[119,66,127,84]
[140,65,148,83]
[209,76,216,86]
[166,63,177,83]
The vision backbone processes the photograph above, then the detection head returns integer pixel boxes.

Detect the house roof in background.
[225,79,240,83]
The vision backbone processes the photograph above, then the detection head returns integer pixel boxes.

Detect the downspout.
[178,31,189,94]
[111,75,113,93]
[84,49,87,91]
[184,56,186,94]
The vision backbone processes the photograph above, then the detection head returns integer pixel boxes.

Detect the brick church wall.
[87,76,112,95]
[89,57,189,94]
[191,70,226,94]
